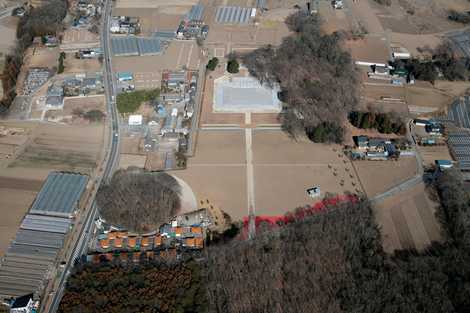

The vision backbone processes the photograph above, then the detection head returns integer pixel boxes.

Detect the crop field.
[9,124,104,174]
[354,157,418,198]
[0,176,42,257]
[373,182,441,253]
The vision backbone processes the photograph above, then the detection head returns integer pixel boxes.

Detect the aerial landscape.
[0,0,470,312]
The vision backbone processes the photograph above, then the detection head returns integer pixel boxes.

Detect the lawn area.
[116,89,160,113]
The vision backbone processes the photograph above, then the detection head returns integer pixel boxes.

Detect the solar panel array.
[215,6,252,24]
[112,36,163,57]
[186,4,204,21]
[448,96,470,129]
[29,172,88,218]
[448,130,470,171]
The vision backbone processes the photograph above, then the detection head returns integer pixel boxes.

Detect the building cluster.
[23,68,51,96]
[414,119,445,146]
[176,4,209,40]
[63,73,104,97]
[110,16,140,35]
[0,172,88,306]
[76,48,103,59]
[89,209,210,263]
[351,136,401,160]
[72,0,102,28]
[120,70,198,170]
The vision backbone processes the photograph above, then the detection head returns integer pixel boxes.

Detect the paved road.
[45,0,119,311]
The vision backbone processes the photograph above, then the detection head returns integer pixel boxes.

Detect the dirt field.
[63,53,102,74]
[44,95,106,124]
[0,16,18,54]
[9,123,104,174]
[173,129,362,220]
[418,145,452,167]
[119,153,147,169]
[373,182,441,253]
[371,0,470,34]
[345,35,390,65]
[354,157,418,198]
[0,186,39,257]
[115,0,197,9]
[62,29,100,45]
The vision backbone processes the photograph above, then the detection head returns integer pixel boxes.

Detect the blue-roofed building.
[215,6,253,24]
[118,72,134,82]
[29,172,88,218]
[435,160,453,170]
[186,4,205,22]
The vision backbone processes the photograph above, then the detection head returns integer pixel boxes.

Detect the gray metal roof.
[111,36,139,56]
[448,31,470,58]
[153,30,175,41]
[112,36,163,56]
[448,130,470,171]
[21,214,72,234]
[14,229,65,249]
[137,37,162,56]
[448,96,470,129]
[215,6,252,24]
[256,0,266,8]
[29,172,88,218]
[187,4,204,21]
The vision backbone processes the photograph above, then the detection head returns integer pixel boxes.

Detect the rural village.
[0,0,470,312]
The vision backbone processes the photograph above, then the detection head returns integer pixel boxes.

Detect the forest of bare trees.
[59,260,207,313]
[0,0,67,112]
[204,169,470,313]
[242,11,359,142]
[62,169,470,313]
[97,169,181,233]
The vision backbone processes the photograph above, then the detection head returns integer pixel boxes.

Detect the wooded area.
[97,169,181,233]
[63,170,470,313]
[117,89,160,113]
[349,111,406,134]
[242,11,359,141]
[204,170,470,313]
[0,0,67,112]
[59,260,207,313]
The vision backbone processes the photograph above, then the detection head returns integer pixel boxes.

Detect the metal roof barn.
[111,36,139,56]
[215,6,252,24]
[29,172,88,218]
[186,4,204,21]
